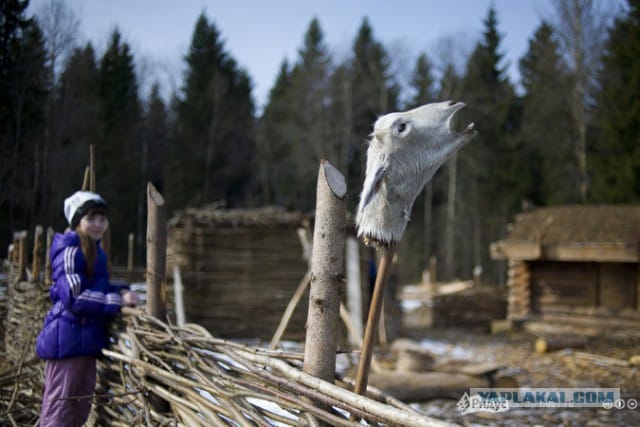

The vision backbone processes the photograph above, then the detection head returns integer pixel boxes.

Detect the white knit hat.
[64,191,107,228]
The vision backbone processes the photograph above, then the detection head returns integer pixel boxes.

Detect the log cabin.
[490,205,640,331]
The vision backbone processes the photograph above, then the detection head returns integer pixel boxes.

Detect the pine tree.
[551,0,609,202]
[405,53,436,275]
[143,83,168,193]
[460,6,516,280]
[0,1,48,246]
[287,18,333,210]
[326,63,352,178]
[590,0,640,202]
[408,53,435,108]
[169,13,255,209]
[46,43,101,224]
[438,63,466,280]
[257,60,296,206]
[348,18,399,209]
[518,22,576,205]
[97,29,142,262]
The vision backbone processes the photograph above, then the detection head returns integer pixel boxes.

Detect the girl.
[36,191,138,427]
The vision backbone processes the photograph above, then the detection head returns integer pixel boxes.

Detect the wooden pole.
[270,227,313,349]
[89,144,95,192]
[127,232,134,283]
[270,271,310,349]
[303,160,346,384]
[31,225,44,283]
[45,227,54,286]
[81,166,90,191]
[354,243,395,397]
[16,231,28,282]
[146,182,167,320]
[346,236,363,344]
[145,182,169,414]
[172,265,186,327]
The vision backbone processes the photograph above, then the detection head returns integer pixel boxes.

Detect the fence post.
[16,231,28,282]
[31,226,43,283]
[45,227,54,286]
[127,232,134,284]
[346,236,363,345]
[303,160,346,387]
[146,182,167,320]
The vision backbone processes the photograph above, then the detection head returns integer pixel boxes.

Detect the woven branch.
[94,309,455,427]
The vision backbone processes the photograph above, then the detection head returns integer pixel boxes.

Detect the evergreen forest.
[1,0,638,284]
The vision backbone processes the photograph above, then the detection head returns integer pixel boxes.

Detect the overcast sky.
[28,0,626,111]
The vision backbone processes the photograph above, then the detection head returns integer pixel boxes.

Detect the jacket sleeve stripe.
[64,246,82,297]
[75,290,122,306]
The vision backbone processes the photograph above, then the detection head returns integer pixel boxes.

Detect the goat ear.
[360,163,386,209]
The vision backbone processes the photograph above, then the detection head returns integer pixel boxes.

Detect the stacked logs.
[432,287,507,332]
[506,260,530,321]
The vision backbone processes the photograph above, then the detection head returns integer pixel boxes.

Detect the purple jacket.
[36,231,123,359]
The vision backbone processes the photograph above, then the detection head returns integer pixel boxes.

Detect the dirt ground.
[405,328,640,426]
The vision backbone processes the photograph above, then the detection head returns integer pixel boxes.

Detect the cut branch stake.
[354,243,395,396]
[146,182,167,320]
[303,160,346,383]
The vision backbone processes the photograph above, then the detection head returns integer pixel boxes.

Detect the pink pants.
[40,356,97,427]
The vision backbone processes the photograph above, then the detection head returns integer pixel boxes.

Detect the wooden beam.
[544,243,639,262]
[490,241,540,260]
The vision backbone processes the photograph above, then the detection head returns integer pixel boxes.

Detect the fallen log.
[571,351,630,368]
[534,336,588,353]
[395,349,435,372]
[368,371,488,401]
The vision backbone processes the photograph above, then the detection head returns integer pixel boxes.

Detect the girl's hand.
[121,290,139,307]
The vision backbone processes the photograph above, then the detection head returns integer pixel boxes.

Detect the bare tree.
[431,35,472,281]
[32,0,80,228]
[550,0,610,202]
[36,0,80,84]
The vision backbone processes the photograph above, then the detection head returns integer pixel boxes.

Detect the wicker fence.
[0,223,455,426]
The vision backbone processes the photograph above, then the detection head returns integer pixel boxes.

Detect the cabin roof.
[490,205,640,262]
[168,204,307,228]
[507,205,640,244]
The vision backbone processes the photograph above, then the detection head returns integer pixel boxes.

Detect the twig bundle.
[94,309,453,427]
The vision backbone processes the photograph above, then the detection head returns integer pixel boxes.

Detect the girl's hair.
[75,205,108,278]
[78,231,97,277]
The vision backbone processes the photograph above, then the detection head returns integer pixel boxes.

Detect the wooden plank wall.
[530,261,638,313]
[530,261,598,311]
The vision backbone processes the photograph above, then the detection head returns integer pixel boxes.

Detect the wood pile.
[0,354,43,426]
[432,286,507,332]
[167,206,310,340]
[506,260,530,320]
